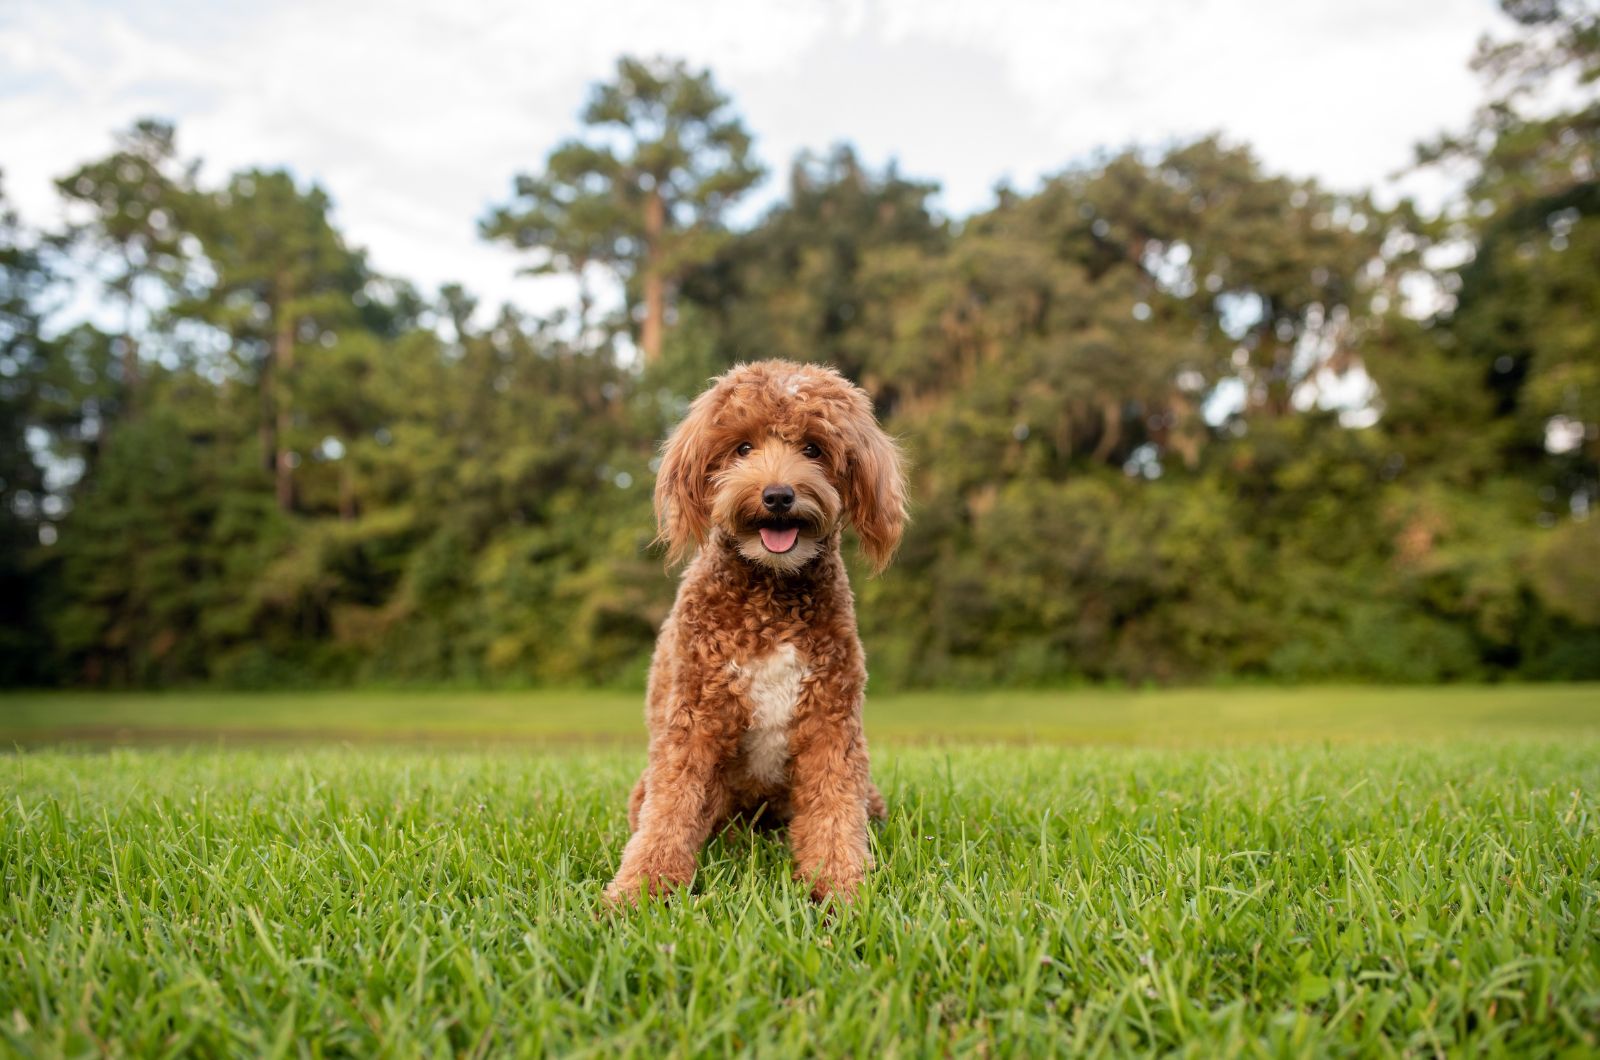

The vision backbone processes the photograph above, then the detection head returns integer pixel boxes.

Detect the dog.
[604,360,906,906]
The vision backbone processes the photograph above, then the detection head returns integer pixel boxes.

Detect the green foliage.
[1418,0,1600,498]
[0,178,55,683]
[679,144,948,383]
[52,118,198,418]
[3,23,1599,689]
[1532,515,1600,625]
[484,56,764,359]
[48,395,285,685]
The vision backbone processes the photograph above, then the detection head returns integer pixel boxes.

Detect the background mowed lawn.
[2,687,1599,1055]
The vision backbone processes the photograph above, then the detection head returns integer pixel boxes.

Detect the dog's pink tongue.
[759,526,799,553]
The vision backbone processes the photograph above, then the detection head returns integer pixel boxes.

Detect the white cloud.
[1,0,1507,322]
[867,0,1505,203]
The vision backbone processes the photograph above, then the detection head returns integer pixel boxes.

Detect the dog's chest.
[730,644,807,786]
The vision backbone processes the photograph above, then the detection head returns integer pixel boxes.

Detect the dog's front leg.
[605,729,729,906]
[787,696,871,904]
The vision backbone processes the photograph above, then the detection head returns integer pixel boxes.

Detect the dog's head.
[655,361,906,574]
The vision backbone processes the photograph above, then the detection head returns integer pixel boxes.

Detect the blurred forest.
[2,3,1598,690]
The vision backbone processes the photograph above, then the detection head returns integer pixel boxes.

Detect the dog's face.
[655,361,906,574]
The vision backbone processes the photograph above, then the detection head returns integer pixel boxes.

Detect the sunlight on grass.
[2,684,1598,746]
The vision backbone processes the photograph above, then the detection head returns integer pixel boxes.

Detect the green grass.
[3,688,1599,1055]
[4,683,1600,745]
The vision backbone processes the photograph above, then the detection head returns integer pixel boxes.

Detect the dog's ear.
[842,392,907,574]
[654,385,722,563]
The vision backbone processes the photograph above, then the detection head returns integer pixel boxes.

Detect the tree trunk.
[120,335,139,416]
[1090,397,1123,465]
[640,186,665,363]
[260,353,276,474]
[575,255,593,351]
[120,282,139,418]
[273,280,296,513]
[338,457,357,522]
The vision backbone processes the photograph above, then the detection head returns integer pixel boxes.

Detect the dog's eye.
[735,442,753,458]
[801,443,821,459]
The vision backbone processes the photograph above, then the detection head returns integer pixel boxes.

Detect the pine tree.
[1412,1,1599,507]
[184,170,369,512]
[485,56,763,362]
[53,119,197,418]
[0,176,55,681]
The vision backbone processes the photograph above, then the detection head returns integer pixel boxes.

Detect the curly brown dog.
[604,360,906,906]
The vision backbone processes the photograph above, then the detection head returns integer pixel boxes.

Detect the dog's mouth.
[754,518,802,554]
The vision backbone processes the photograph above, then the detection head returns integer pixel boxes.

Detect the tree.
[485,56,763,362]
[679,145,948,385]
[14,46,1600,690]
[481,161,627,345]
[0,176,55,681]
[1419,0,1600,500]
[53,119,197,418]
[184,170,370,512]
[48,388,277,686]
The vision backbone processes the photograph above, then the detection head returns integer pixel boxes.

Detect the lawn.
[4,682,1600,745]
[2,687,1598,1055]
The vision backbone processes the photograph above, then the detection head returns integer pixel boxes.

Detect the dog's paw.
[601,879,643,910]
[796,866,862,906]
[603,863,692,909]
[809,878,860,906]
[603,876,668,909]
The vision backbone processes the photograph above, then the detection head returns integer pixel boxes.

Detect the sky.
[1,0,1510,320]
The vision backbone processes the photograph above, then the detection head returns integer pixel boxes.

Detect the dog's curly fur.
[604,360,906,906]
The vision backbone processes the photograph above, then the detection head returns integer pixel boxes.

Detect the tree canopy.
[3,20,1598,689]
[483,57,763,362]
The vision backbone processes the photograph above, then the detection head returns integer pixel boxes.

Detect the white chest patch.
[733,644,807,786]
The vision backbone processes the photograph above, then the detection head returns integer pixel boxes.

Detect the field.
[5,683,1600,747]
[3,687,1599,1055]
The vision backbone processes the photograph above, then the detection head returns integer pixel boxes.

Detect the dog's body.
[605,361,905,905]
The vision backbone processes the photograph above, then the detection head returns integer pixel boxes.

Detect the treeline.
[2,5,1597,689]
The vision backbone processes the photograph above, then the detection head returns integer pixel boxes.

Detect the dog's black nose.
[762,484,796,513]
